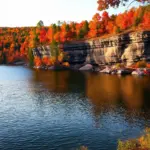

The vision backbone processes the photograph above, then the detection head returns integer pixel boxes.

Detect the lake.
[0,66,150,150]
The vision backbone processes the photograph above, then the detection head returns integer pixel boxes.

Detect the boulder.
[132,68,144,76]
[79,64,93,71]
[132,71,138,75]
[117,69,132,75]
[48,66,55,70]
[100,66,112,74]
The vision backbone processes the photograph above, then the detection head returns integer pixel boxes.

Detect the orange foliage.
[141,11,150,28]
[62,62,70,67]
[34,56,42,67]
[0,5,149,66]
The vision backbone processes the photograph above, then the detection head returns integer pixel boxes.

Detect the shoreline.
[4,61,150,76]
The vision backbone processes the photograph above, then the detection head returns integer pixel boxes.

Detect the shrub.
[117,139,137,150]
[117,128,150,150]
[135,60,147,68]
[146,63,150,68]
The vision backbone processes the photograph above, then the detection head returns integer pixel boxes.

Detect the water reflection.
[30,70,150,112]
[1,66,150,150]
[32,70,86,93]
[85,74,150,109]
[85,74,150,129]
[31,70,150,123]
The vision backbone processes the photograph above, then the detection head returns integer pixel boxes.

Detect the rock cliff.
[33,31,150,66]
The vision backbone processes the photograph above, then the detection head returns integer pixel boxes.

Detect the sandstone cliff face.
[33,31,150,66]
[63,31,150,66]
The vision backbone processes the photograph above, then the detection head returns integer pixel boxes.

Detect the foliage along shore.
[76,128,150,150]
[118,128,150,150]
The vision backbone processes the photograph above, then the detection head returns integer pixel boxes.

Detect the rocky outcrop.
[32,31,150,66]
[32,46,51,58]
[63,31,150,66]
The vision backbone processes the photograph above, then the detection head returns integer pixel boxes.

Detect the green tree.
[50,40,59,63]
[28,48,34,67]
[82,20,89,35]
[37,20,44,28]
[77,29,85,39]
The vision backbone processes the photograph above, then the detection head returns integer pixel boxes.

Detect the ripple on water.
[0,66,150,150]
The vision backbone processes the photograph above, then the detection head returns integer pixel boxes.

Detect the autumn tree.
[97,0,149,11]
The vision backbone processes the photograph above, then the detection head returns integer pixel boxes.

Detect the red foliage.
[0,5,149,66]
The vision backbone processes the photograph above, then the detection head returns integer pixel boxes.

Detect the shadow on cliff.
[63,41,93,65]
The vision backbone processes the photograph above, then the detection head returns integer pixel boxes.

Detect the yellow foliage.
[118,128,150,150]
[62,62,70,67]
[58,55,63,62]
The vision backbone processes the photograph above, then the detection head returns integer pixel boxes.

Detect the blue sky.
[0,0,142,27]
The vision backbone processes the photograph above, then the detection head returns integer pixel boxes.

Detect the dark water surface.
[0,66,150,150]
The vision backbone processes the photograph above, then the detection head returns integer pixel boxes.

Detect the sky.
[0,0,142,27]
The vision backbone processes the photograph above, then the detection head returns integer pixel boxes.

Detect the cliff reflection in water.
[86,74,150,109]
[84,73,150,124]
[32,70,150,111]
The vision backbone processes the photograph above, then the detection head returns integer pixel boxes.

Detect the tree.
[37,20,44,28]
[97,0,149,11]
[50,40,59,63]
[28,48,34,67]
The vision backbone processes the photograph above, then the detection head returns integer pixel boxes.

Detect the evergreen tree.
[28,48,34,67]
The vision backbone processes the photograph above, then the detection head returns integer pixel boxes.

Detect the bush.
[117,139,137,150]
[117,128,150,150]
[146,63,150,68]
[135,60,147,68]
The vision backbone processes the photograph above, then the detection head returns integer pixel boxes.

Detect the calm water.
[0,66,150,150]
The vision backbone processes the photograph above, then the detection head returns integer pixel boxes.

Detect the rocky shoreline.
[31,30,150,76]
[31,62,150,76]
[7,30,148,76]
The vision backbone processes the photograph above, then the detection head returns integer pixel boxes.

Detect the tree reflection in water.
[85,73,150,127]
[31,70,150,126]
